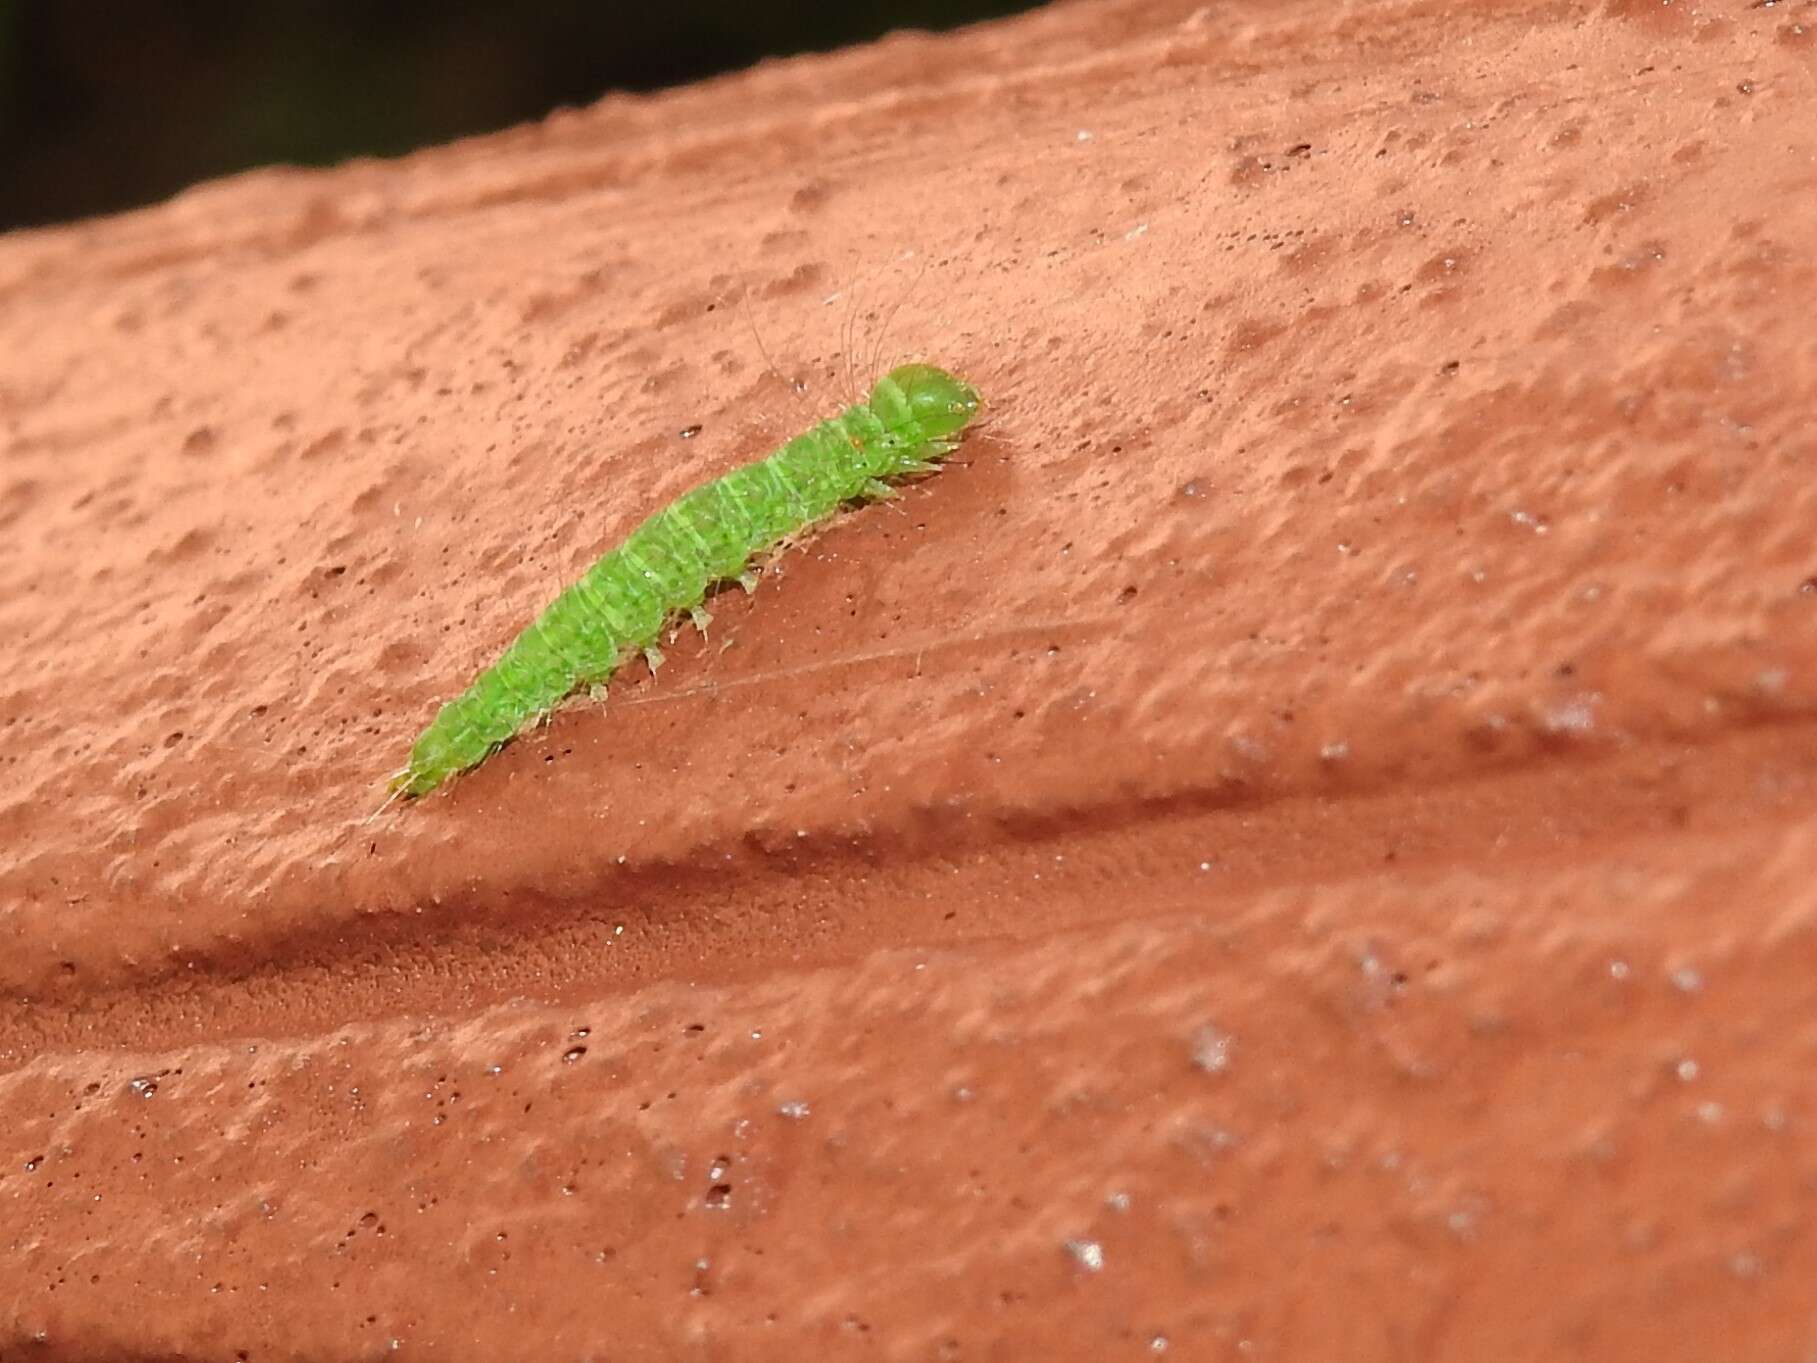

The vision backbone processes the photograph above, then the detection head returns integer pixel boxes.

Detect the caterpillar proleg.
[390,363,982,800]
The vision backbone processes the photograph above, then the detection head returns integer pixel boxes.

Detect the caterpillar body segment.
[392,363,981,799]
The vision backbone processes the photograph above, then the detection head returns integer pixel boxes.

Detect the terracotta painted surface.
[4,0,1816,1357]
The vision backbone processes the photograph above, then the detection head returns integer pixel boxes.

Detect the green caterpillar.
[390,363,982,799]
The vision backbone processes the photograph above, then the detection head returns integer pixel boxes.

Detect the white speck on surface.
[1677,1058,1700,1082]
[1228,734,1268,763]
[1106,1191,1131,1212]
[1670,965,1705,994]
[777,1100,810,1120]
[1697,1101,1725,1125]
[1064,1238,1105,1272]
[1076,129,1094,142]
[1190,1025,1235,1074]
[1544,696,1598,734]
[1510,508,1550,534]
[1125,223,1149,240]
[1609,959,1631,980]
[1150,1336,1170,1354]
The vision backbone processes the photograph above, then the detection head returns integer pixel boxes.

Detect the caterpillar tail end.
[366,774,411,825]
[379,760,439,809]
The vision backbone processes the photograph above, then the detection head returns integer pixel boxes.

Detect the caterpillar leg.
[644,643,665,674]
[738,569,760,594]
[689,605,713,637]
[862,478,897,501]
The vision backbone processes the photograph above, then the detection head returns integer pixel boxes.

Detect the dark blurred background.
[0,1,1039,232]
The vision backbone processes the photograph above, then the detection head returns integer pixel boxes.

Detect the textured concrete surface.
[3,0,1817,1357]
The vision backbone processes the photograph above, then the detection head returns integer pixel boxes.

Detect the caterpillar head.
[871,364,981,441]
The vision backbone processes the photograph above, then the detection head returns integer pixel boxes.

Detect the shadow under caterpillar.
[388,362,982,803]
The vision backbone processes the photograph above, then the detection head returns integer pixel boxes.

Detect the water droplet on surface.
[562,1047,587,1064]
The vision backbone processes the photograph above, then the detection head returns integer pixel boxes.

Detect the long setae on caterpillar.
[389,363,982,800]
